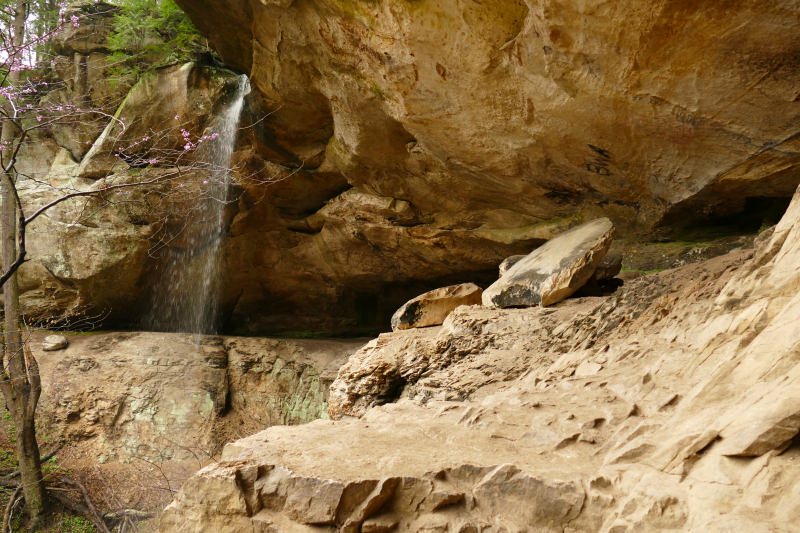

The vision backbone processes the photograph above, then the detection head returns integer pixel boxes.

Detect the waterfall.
[144,74,251,336]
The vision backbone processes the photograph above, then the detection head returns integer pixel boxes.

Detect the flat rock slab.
[482,218,616,308]
[391,283,483,331]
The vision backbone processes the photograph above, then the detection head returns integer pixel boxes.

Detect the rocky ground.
[30,332,367,463]
[0,332,366,531]
[158,188,800,531]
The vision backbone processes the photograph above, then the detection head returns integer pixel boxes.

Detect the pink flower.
[36,116,43,122]
[149,159,158,165]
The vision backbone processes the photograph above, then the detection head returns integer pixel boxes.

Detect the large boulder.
[390,283,483,331]
[482,218,616,308]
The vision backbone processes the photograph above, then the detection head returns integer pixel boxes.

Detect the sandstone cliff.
[158,184,800,531]
[171,0,800,334]
[16,0,800,334]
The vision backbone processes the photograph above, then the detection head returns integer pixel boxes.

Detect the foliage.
[58,516,97,533]
[108,0,212,82]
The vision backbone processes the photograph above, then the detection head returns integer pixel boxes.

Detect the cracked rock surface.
[159,187,800,531]
[34,333,366,462]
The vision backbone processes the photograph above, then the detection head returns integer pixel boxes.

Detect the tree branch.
[1,484,22,533]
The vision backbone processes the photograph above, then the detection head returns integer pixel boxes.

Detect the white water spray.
[144,74,251,335]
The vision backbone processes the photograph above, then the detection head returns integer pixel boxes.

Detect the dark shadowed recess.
[658,196,792,241]
[222,268,502,339]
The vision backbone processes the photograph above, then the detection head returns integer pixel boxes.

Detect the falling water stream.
[144,75,251,336]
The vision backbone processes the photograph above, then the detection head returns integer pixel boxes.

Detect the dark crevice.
[657,196,792,241]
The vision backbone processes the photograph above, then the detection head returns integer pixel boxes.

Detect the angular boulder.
[391,283,483,331]
[482,218,616,308]
[595,251,623,280]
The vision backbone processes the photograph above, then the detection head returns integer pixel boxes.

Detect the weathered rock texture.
[17,0,800,335]
[158,186,800,531]
[391,283,483,331]
[14,2,247,328]
[169,0,800,333]
[34,332,366,461]
[482,217,615,307]
[498,255,526,277]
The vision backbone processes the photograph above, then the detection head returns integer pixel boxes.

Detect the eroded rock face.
[159,187,800,531]
[482,217,615,308]
[34,332,366,461]
[77,63,240,178]
[176,0,800,235]
[160,0,800,332]
[18,0,800,335]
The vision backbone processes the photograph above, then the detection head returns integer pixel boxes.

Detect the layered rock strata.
[158,187,800,531]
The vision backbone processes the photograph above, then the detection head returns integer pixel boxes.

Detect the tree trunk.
[0,0,48,527]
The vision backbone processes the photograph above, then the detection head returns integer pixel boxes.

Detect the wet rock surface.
[160,186,800,532]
